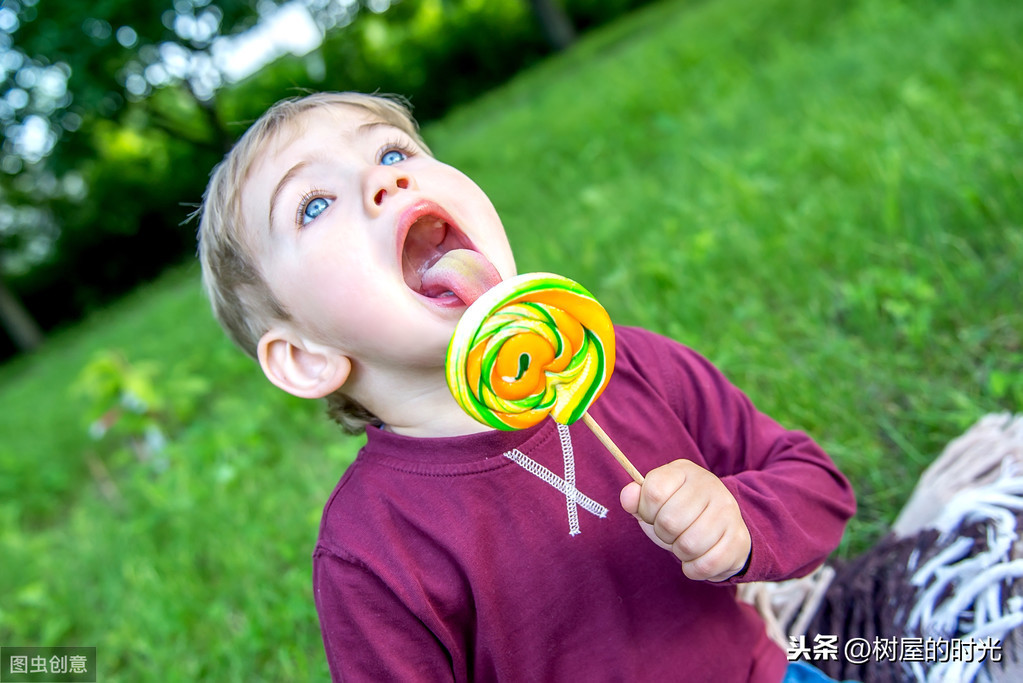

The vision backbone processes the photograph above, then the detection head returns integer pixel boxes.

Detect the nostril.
[373,177,409,206]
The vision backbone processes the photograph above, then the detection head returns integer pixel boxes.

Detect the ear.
[257,327,351,399]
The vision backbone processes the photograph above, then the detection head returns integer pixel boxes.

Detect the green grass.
[2,0,1021,678]
[0,265,358,679]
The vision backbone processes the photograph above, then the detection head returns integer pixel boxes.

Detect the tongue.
[420,249,502,305]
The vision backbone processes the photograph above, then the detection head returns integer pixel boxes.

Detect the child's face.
[241,104,516,373]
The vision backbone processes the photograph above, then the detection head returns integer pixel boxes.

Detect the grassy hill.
[2,0,1020,678]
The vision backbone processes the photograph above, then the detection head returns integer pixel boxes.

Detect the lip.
[395,199,471,257]
[395,199,481,306]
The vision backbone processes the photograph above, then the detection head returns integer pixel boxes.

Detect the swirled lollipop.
[446,272,643,482]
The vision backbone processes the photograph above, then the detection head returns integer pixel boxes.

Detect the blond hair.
[197,92,431,433]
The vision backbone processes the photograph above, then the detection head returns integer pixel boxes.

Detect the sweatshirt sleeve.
[647,332,856,583]
[313,547,455,682]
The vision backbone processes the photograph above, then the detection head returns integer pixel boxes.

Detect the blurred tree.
[526,0,575,50]
[0,0,655,358]
[0,276,40,349]
[0,193,47,350]
[0,0,303,349]
[0,0,410,353]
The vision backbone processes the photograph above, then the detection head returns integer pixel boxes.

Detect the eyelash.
[377,137,417,163]
[291,136,417,228]
[296,189,333,228]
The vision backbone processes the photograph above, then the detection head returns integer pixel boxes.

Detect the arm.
[313,548,456,682]
[618,332,855,583]
[715,423,856,583]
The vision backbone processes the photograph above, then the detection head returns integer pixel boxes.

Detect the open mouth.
[399,202,501,306]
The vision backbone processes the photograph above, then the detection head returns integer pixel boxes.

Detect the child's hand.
[620,460,751,582]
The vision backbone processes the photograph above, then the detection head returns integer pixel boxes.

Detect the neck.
[350,364,494,439]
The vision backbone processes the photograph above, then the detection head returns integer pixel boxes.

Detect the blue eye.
[380,149,407,166]
[302,197,331,225]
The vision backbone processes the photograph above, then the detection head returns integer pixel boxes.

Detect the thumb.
[620,481,642,515]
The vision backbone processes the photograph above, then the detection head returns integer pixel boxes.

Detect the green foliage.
[1,0,1021,678]
[429,0,1022,550]
[0,265,357,679]
[70,348,211,475]
[219,0,553,125]
[2,0,658,359]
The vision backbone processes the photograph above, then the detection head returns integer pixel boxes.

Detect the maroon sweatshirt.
[313,326,855,681]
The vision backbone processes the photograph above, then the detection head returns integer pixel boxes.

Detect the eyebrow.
[264,122,408,232]
[267,160,309,233]
[358,121,400,135]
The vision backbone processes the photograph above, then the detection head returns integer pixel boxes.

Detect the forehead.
[260,104,381,162]
[239,105,390,238]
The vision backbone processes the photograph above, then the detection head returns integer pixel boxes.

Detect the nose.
[364,164,416,215]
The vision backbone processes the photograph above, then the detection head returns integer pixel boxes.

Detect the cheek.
[261,245,349,325]
[444,174,515,274]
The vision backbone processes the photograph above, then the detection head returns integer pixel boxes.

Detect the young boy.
[198,91,855,681]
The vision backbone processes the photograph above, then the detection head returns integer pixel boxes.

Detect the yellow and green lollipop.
[446,272,643,482]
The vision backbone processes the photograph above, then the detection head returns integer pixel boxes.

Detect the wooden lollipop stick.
[581,412,644,484]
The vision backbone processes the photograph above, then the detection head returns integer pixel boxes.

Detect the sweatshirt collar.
[362,419,554,469]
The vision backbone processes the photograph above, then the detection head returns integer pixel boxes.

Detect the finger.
[619,482,642,515]
[679,530,734,581]
[635,517,674,553]
[690,563,741,583]
[652,488,708,548]
[635,461,691,524]
[682,528,751,582]
[705,555,750,583]
[689,552,748,583]
[672,517,725,564]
